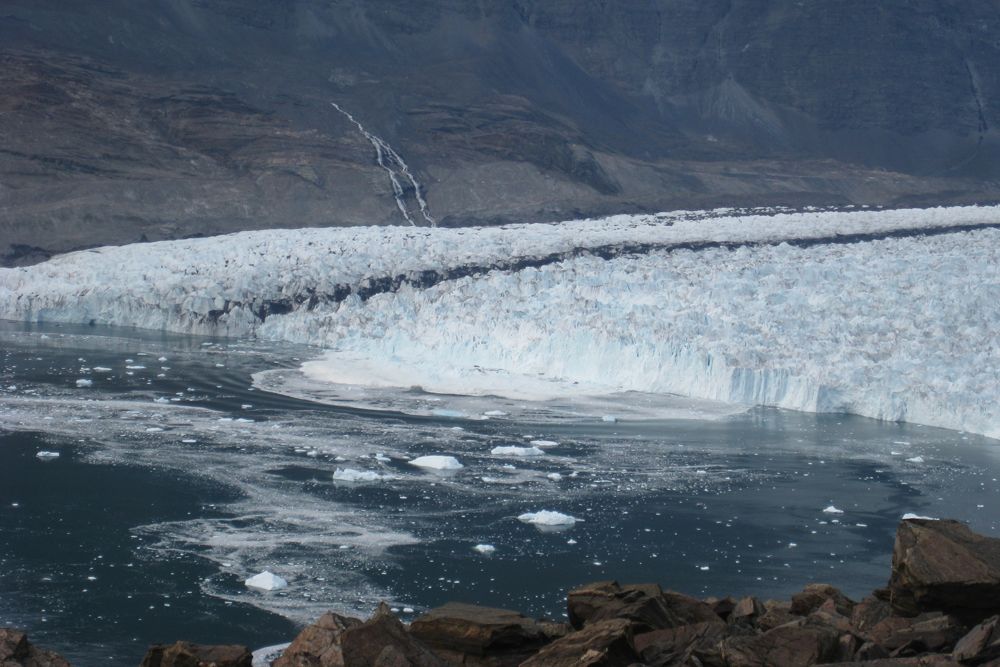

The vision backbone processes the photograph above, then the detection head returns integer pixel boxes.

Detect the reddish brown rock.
[824,657,960,666]
[888,519,1000,623]
[866,612,965,654]
[633,620,732,667]
[729,597,766,626]
[408,602,555,667]
[952,615,1000,664]
[0,629,70,667]
[566,582,719,632]
[790,584,855,617]
[273,612,362,667]
[720,617,841,667]
[757,600,799,632]
[519,619,639,667]
[339,604,444,667]
[139,641,252,667]
[852,596,895,637]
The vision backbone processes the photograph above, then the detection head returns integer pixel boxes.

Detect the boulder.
[519,619,640,667]
[408,602,555,667]
[339,603,444,667]
[729,597,765,627]
[633,621,732,667]
[888,519,1000,622]
[757,601,799,633]
[0,629,70,667]
[852,596,895,637]
[140,641,252,667]
[823,657,960,666]
[720,617,841,667]
[952,615,1000,664]
[566,582,719,632]
[273,612,363,667]
[790,584,855,617]
[866,612,965,654]
[707,597,737,621]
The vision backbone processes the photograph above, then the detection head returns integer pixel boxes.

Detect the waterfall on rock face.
[330,102,435,227]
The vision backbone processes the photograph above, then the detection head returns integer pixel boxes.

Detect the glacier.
[2,205,1000,437]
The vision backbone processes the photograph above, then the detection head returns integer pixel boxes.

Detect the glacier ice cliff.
[2,206,999,437]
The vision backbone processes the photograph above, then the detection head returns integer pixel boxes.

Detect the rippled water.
[1,322,998,666]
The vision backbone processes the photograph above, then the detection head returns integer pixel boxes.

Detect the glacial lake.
[1,321,998,666]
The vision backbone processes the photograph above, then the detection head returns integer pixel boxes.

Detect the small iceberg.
[529,440,559,448]
[35,451,60,460]
[902,513,939,521]
[473,544,496,555]
[906,456,925,463]
[518,510,579,527]
[491,446,545,457]
[333,468,391,482]
[409,455,463,470]
[244,571,288,591]
[822,505,845,514]
[75,379,93,387]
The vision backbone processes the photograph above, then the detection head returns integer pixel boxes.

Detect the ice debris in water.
[244,571,288,591]
[75,379,92,387]
[473,544,496,555]
[822,505,845,514]
[491,446,545,457]
[601,415,617,423]
[408,455,463,470]
[529,440,559,448]
[902,513,939,520]
[906,456,925,463]
[546,472,563,481]
[333,468,392,482]
[518,510,579,527]
[35,451,60,460]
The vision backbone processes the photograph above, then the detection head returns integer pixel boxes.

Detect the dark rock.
[852,596,895,637]
[952,615,1000,664]
[856,641,893,661]
[408,602,555,667]
[339,603,444,667]
[707,597,737,621]
[836,633,861,663]
[0,629,69,667]
[139,641,252,667]
[757,601,800,633]
[824,657,960,666]
[274,611,363,667]
[790,584,855,617]
[729,597,766,626]
[867,612,966,653]
[889,519,1000,623]
[567,582,720,632]
[519,619,640,667]
[720,617,841,667]
[633,621,731,667]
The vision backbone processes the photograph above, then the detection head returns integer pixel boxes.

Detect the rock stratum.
[6,519,1000,666]
[2,0,1000,265]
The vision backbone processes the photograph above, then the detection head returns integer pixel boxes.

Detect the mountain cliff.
[2,0,999,264]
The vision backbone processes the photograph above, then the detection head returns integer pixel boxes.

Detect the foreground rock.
[273,613,361,667]
[0,629,70,667]
[889,519,1000,623]
[140,641,252,667]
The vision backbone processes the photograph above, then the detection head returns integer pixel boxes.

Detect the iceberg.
[244,571,288,591]
[490,446,545,457]
[518,510,579,527]
[333,468,392,482]
[408,455,463,470]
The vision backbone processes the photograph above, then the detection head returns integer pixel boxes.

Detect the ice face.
[3,205,1000,437]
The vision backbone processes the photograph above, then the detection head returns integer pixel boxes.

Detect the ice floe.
[244,571,288,591]
[518,510,579,527]
[408,455,463,470]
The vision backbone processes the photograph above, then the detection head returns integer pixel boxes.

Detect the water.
[1,321,999,666]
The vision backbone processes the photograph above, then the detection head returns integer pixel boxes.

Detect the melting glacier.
[2,205,1000,437]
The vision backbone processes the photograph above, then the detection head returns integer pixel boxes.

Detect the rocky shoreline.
[5,518,1000,667]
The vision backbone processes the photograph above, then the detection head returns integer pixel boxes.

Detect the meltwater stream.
[2,321,999,666]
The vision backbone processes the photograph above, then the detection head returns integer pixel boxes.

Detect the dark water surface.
[1,322,998,666]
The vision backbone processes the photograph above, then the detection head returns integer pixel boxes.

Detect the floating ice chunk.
[333,468,392,482]
[483,410,508,417]
[529,440,559,448]
[902,513,939,520]
[75,379,93,387]
[125,365,146,370]
[546,472,563,481]
[375,453,391,463]
[35,451,60,460]
[601,415,617,423]
[906,456,925,463]
[822,505,845,514]
[181,439,197,444]
[244,571,288,591]
[518,510,579,527]
[93,367,111,373]
[409,455,463,470]
[431,409,467,418]
[473,544,496,554]
[491,446,545,457]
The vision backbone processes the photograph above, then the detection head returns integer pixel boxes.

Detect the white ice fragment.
[244,571,288,591]
[181,439,198,444]
[75,379,93,387]
[409,455,463,470]
[473,544,496,554]
[333,468,392,482]
[601,415,617,423]
[35,451,60,460]
[125,365,146,370]
[529,440,559,448]
[93,367,111,373]
[491,446,545,457]
[906,456,925,463]
[902,513,939,520]
[483,410,508,417]
[546,473,563,481]
[375,453,391,463]
[518,510,579,527]
[822,505,845,514]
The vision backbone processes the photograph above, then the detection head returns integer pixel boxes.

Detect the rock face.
[888,519,1000,622]
[519,619,639,667]
[0,629,70,667]
[273,612,362,667]
[139,641,253,667]
[3,1,1000,265]
[567,581,721,632]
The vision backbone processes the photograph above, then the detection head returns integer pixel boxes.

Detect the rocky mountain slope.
[2,0,999,264]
